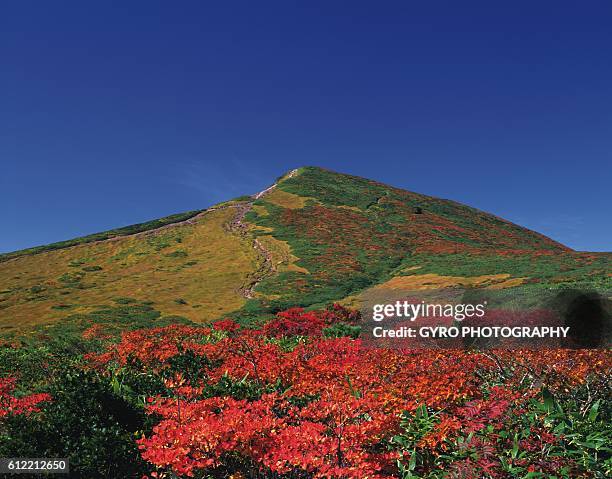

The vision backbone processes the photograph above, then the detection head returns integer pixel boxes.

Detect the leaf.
[415,404,428,420]
[511,432,519,459]
[541,387,555,413]
[588,399,600,422]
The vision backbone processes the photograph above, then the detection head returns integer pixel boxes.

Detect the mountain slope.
[0,167,609,334]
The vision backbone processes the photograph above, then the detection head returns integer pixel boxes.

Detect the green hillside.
[0,167,609,337]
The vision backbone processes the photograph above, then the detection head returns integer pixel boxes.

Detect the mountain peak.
[2,167,606,335]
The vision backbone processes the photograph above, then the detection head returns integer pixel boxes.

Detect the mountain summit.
[0,167,608,333]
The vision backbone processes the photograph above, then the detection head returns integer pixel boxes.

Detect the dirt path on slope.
[227,169,299,298]
[253,168,299,199]
[3,169,299,301]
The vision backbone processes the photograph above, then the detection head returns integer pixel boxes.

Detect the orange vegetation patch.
[263,189,308,209]
[371,273,525,291]
[255,235,309,274]
[487,277,528,289]
[0,207,259,331]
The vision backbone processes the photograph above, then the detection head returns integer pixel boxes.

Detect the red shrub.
[0,376,51,418]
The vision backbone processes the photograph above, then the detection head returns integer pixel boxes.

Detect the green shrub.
[29,284,46,294]
[51,304,73,310]
[322,323,361,338]
[58,272,85,284]
[82,265,103,272]
[0,370,149,479]
[165,250,188,258]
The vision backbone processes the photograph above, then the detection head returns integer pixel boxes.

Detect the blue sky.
[1,1,610,253]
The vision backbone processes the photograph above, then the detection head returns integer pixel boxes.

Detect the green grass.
[395,252,611,288]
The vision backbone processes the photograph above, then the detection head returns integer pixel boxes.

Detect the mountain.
[0,166,609,335]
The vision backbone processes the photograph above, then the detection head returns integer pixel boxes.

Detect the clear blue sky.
[1,1,610,253]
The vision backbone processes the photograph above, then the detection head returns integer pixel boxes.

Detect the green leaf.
[588,399,601,422]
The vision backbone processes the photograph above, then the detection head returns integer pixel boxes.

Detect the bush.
[0,370,149,479]
[82,265,103,272]
[165,250,188,258]
[322,323,361,339]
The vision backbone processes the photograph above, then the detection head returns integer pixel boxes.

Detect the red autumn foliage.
[0,376,51,418]
[263,307,327,337]
[83,305,611,479]
[262,305,359,338]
